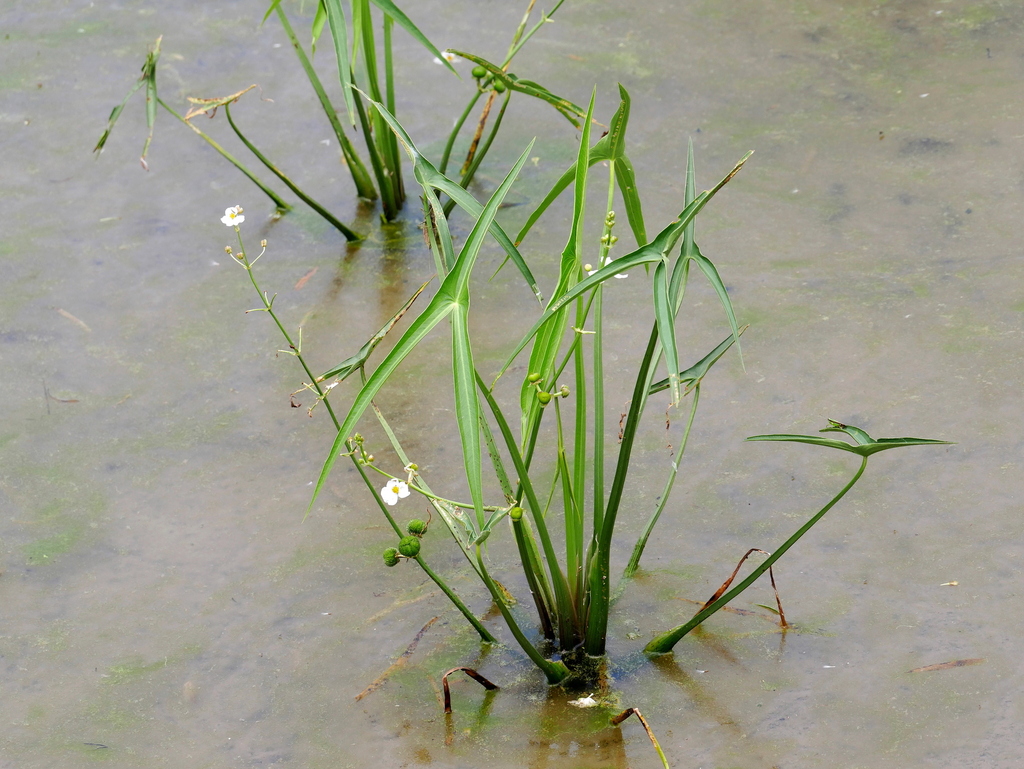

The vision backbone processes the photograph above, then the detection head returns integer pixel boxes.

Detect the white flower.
[221,206,245,227]
[433,50,461,65]
[568,694,599,708]
[380,479,410,505]
[585,259,627,279]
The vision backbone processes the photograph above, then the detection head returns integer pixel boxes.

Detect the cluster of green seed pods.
[382,518,429,567]
[471,64,506,93]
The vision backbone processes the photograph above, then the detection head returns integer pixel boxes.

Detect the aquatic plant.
[109,0,950,709]
[95,0,579,233]
[221,80,948,686]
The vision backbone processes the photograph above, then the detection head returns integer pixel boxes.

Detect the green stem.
[584,324,660,655]
[347,443,496,644]
[591,160,616,535]
[442,90,512,218]
[382,13,404,205]
[364,464,505,512]
[236,234,492,642]
[275,5,376,201]
[644,455,869,654]
[476,544,569,684]
[224,103,362,241]
[503,0,566,64]
[353,83,398,219]
[624,384,700,578]
[438,91,483,174]
[476,372,576,643]
[510,513,556,640]
[160,99,291,211]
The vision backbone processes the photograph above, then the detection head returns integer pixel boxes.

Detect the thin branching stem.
[233,231,493,643]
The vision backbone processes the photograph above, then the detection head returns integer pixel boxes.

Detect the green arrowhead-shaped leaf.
[747,422,952,457]
[449,51,586,127]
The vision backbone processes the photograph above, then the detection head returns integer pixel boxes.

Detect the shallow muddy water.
[2,1,1023,767]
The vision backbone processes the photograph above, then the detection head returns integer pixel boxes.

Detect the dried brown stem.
[441,667,499,714]
[610,708,670,769]
[461,91,497,176]
[700,547,787,628]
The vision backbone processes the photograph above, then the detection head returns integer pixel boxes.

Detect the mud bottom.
[557,649,609,692]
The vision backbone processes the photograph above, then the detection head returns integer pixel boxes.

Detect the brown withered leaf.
[294,267,318,290]
[184,85,257,121]
[909,658,985,673]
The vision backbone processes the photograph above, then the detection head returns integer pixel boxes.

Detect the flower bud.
[471,65,487,79]
[559,385,570,398]
[383,547,400,567]
[407,519,427,536]
[537,391,552,405]
[493,80,507,93]
[509,506,524,521]
[398,535,421,558]
[527,372,541,384]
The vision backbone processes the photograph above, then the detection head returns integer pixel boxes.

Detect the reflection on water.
[2,0,1023,766]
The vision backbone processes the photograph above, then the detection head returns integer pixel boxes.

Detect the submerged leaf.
[909,659,985,673]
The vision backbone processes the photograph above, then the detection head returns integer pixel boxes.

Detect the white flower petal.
[380,480,410,506]
[221,205,245,227]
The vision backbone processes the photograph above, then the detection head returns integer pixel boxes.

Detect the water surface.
[2,1,1022,766]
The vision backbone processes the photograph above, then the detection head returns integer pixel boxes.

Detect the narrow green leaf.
[687,246,743,369]
[308,141,535,513]
[363,93,541,300]
[451,303,484,529]
[652,260,680,405]
[261,0,283,25]
[310,297,457,514]
[141,39,161,158]
[821,420,874,445]
[323,0,356,123]
[745,434,868,454]
[519,90,595,440]
[93,77,146,155]
[614,153,646,246]
[449,51,586,127]
[368,0,456,75]
[647,327,745,395]
[747,425,953,457]
[514,86,637,245]
[318,279,430,381]
[311,0,327,52]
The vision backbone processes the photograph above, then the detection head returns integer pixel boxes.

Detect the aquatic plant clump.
[223,88,948,689]
[116,0,948,698]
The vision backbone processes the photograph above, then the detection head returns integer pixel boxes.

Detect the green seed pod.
[537,391,552,405]
[398,535,421,558]
[383,547,400,567]
[509,506,524,521]
[527,372,541,384]
[493,79,507,93]
[471,65,487,79]
[407,519,427,536]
